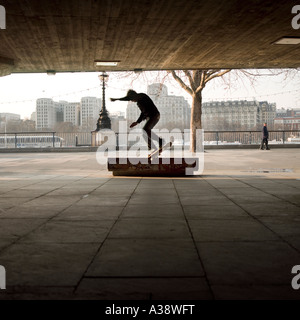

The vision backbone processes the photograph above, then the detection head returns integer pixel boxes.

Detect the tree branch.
[194,71,206,94]
[169,70,193,95]
[183,70,196,91]
[204,69,231,84]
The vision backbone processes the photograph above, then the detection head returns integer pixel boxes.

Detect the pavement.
[0,148,299,300]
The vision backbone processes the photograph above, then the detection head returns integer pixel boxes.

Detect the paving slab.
[86,239,204,278]
[258,216,300,238]
[0,189,48,198]
[183,205,248,219]
[0,197,35,209]
[196,241,300,285]
[179,195,234,206]
[23,195,81,207]
[237,202,300,217]
[0,218,47,241]
[108,218,190,239]
[75,195,130,207]
[54,205,124,221]
[121,204,184,219]
[0,205,68,219]
[189,219,278,242]
[0,150,299,300]
[21,220,114,244]
[0,243,99,287]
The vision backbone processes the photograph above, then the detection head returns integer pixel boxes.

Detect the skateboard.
[148,142,173,159]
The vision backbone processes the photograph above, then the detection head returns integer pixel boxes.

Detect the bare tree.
[169,70,231,151]
[112,68,300,151]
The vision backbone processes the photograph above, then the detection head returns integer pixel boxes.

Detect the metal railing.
[203,130,300,146]
[0,131,91,148]
[0,132,58,148]
[0,130,299,148]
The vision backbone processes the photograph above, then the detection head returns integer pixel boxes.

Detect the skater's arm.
[110,96,131,102]
[136,112,146,124]
[130,122,138,128]
[129,113,145,128]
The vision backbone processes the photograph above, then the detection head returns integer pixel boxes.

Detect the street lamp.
[96,72,111,131]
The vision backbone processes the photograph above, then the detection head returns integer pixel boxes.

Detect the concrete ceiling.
[0,0,299,76]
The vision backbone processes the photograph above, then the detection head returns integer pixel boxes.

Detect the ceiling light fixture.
[94,60,119,67]
[46,70,56,76]
[273,37,300,45]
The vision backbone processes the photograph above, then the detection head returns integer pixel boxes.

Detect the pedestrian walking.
[260,122,270,150]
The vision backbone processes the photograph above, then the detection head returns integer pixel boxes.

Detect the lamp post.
[96,72,111,131]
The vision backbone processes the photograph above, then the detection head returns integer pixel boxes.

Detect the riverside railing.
[0,130,299,148]
[0,131,91,148]
[203,130,300,146]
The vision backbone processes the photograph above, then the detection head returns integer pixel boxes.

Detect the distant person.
[260,122,270,150]
[110,90,164,153]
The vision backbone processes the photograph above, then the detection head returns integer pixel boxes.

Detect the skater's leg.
[143,114,162,150]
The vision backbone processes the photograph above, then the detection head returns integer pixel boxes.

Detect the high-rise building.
[55,100,68,123]
[126,83,190,130]
[36,98,57,130]
[64,102,80,126]
[80,97,101,130]
[36,97,101,130]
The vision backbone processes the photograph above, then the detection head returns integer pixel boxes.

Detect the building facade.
[55,101,68,123]
[274,117,300,130]
[276,108,300,118]
[36,97,101,130]
[80,97,101,130]
[0,112,21,130]
[258,101,277,125]
[64,102,80,126]
[36,98,57,130]
[202,100,276,130]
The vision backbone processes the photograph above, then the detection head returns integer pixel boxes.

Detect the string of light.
[0,86,100,105]
[0,85,299,106]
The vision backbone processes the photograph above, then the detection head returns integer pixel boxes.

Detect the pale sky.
[0,70,299,119]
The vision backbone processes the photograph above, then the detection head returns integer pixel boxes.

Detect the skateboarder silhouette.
[111,90,167,155]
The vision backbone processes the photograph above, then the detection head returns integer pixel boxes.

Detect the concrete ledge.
[108,157,198,177]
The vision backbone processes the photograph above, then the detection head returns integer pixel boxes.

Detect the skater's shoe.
[159,141,172,155]
[158,146,164,155]
[148,151,155,158]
